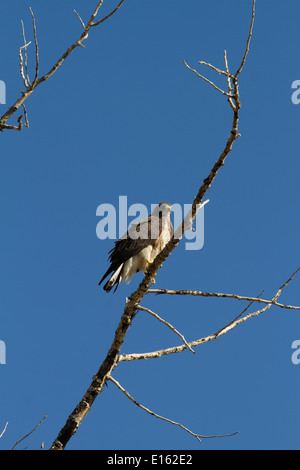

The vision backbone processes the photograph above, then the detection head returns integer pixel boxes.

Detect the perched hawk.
[99,202,173,292]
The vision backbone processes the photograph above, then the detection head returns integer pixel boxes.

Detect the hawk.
[99,202,173,292]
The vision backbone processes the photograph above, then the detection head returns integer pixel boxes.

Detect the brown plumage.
[99,202,173,292]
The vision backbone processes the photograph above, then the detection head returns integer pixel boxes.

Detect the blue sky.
[0,0,300,450]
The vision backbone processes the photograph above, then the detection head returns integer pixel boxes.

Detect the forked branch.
[137,304,195,354]
[108,375,238,443]
[0,0,125,132]
[119,267,300,362]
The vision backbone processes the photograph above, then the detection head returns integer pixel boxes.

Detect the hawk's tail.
[100,264,123,293]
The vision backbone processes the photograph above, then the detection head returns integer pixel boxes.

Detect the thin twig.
[22,103,30,128]
[148,288,300,310]
[137,305,196,354]
[108,375,238,443]
[183,59,233,97]
[74,10,86,29]
[235,0,256,77]
[0,123,21,131]
[19,41,31,89]
[0,422,8,439]
[275,266,300,294]
[12,414,47,450]
[29,8,39,86]
[198,60,233,78]
[214,290,264,338]
[21,20,31,87]
[224,50,235,110]
[91,0,125,26]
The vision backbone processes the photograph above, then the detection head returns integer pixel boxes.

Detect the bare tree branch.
[0,1,125,132]
[20,20,31,87]
[29,7,39,86]
[224,50,235,110]
[0,422,8,440]
[108,375,238,443]
[198,59,234,78]
[235,0,256,77]
[19,39,31,89]
[74,10,86,30]
[91,0,125,27]
[183,60,232,97]
[214,290,264,338]
[11,414,47,450]
[137,304,196,354]
[183,0,255,109]
[148,286,300,310]
[119,267,299,363]
[22,103,30,128]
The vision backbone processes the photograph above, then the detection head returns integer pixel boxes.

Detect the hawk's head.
[152,202,172,218]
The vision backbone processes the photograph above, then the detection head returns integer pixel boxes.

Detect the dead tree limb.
[108,375,239,442]
[0,0,125,132]
[147,288,300,310]
[119,268,300,362]
[11,414,47,450]
[137,304,196,354]
[0,422,8,440]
